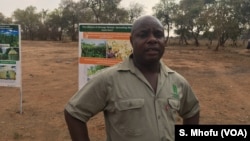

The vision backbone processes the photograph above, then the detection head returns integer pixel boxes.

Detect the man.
[64,15,200,141]
[106,47,116,58]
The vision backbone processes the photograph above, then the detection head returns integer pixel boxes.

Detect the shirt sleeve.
[65,73,107,122]
[178,78,200,119]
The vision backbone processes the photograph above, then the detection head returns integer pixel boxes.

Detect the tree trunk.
[184,36,189,45]
[214,37,220,51]
[194,37,199,47]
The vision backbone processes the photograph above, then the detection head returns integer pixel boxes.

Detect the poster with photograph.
[0,25,21,87]
[78,24,132,89]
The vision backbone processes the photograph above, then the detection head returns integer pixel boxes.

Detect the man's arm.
[64,109,90,141]
[183,112,200,125]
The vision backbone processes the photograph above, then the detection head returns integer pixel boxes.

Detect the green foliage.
[81,43,106,57]
[0,34,19,47]
[12,6,41,40]
[127,2,144,22]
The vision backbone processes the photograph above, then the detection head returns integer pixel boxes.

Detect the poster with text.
[0,25,21,87]
[78,24,132,89]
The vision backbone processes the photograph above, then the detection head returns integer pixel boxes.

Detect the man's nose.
[147,33,157,44]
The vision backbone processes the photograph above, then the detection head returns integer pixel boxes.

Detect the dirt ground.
[0,40,250,141]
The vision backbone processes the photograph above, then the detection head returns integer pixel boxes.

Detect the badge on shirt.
[172,84,179,99]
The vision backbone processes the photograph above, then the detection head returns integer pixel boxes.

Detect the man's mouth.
[145,48,160,55]
[145,47,160,52]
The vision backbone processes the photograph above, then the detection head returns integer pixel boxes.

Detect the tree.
[86,0,131,23]
[13,6,41,40]
[46,9,64,41]
[207,0,241,50]
[86,0,104,23]
[127,2,145,23]
[178,0,208,47]
[232,0,250,45]
[0,13,6,23]
[78,0,96,23]
[153,0,178,44]
[173,4,190,46]
[60,0,83,41]
[35,9,50,40]
[109,8,129,23]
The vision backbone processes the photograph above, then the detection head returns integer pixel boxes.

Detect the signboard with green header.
[0,24,21,87]
[0,24,22,113]
[78,23,132,89]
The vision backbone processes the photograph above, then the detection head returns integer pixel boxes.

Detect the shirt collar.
[117,54,175,76]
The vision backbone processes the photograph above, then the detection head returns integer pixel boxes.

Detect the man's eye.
[154,32,164,38]
[138,32,148,38]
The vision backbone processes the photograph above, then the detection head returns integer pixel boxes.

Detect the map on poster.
[0,25,21,87]
[78,24,132,89]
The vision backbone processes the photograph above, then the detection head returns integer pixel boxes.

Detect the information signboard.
[78,24,132,89]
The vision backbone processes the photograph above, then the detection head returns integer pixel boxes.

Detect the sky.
[0,0,160,17]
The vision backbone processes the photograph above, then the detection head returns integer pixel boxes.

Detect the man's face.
[130,18,165,65]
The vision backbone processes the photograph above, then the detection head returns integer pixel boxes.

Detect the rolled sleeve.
[179,80,200,119]
[65,73,107,122]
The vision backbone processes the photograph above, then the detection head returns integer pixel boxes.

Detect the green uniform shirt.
[65,56,200,141]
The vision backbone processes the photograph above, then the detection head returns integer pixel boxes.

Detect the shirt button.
[158,115,161,119]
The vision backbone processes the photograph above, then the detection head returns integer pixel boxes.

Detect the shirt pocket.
[115,99,144,111]
[157,98,180,121]
[167,98,180,121]
[113,99,145,136]
[168,98,180,111]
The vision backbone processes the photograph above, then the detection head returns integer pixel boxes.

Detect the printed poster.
[0,25,21,87]
[78,24,132,89]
